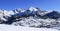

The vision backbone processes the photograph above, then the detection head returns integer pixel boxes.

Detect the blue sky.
[0,0,60,11]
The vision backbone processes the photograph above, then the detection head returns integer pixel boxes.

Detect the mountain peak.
[29,7,38,12]
[20,9,26,13]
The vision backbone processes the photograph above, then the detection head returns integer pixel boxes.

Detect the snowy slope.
[11,17,58,28]
[0,24,59,31]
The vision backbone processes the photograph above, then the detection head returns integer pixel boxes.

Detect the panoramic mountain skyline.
[0,0,60,31]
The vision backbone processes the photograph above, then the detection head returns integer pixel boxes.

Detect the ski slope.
[0,24,59,31]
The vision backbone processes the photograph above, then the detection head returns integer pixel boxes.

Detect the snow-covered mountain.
[0,7,60,29]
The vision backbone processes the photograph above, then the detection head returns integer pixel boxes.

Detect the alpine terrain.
[0,7,60,31]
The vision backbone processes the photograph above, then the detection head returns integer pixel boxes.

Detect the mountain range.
[0,7,60,28]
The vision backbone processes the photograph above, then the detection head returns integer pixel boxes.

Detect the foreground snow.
[0,24,59,31]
